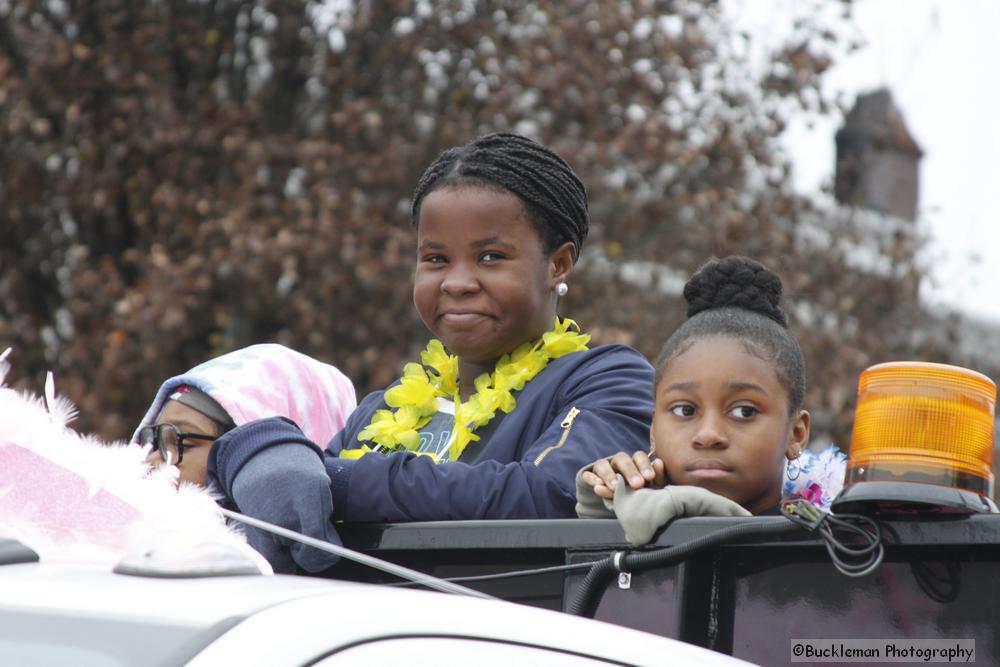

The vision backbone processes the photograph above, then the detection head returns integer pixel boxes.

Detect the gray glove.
[613,478,751,545]
[575,461,615,518]
[231,444,342,574]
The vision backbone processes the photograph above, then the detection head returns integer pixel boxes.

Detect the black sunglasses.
[139,423,218,465]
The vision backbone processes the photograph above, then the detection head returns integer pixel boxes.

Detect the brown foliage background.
[1,0,988,445]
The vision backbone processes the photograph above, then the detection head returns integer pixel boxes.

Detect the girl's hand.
[580,450,666,499]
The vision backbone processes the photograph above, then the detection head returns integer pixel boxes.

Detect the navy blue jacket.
[326,344,653,521]
[208,344,652,541]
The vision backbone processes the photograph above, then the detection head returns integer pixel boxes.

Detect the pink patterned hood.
[133,344,356,449]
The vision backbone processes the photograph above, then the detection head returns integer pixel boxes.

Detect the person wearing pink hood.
[134,343,357,573]
[135,343,356,485]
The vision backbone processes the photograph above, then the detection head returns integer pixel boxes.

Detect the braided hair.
[655,256,806,414]
[411,133,589,258]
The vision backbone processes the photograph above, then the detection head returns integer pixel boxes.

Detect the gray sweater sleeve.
[574,459,616,519]
[231,443,342,574]
[575,459,751,545]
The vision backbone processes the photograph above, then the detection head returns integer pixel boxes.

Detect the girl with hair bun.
[577,256,842,545]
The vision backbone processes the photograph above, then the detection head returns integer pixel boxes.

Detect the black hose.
[567,520,803,617]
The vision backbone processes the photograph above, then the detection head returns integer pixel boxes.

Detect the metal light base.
[832,481,998,516]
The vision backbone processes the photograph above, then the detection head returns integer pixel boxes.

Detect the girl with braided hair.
[207,133,654,572]
[577,256,843,544]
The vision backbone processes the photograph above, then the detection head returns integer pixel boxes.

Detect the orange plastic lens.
[847,362,997,495]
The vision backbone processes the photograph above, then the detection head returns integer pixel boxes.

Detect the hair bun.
[683,256,787,327]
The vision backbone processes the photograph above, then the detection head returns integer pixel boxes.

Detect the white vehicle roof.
[0,560,755,667]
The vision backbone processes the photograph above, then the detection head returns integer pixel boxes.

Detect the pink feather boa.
[0,349,268,571]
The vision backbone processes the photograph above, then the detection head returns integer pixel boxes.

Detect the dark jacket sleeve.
[207,418,341,574]
[208,417,323,498]
[325,346,653,522]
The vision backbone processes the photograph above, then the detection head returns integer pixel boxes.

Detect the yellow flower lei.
[342,317,590,462]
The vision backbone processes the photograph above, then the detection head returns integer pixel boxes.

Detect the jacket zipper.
[533,406,581,465]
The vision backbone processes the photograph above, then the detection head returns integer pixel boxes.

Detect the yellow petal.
[508,341,535,362]
[420,339,449,367]
[541,319,590,356]
[421,339,459,394]
[395,405,424,429]
[448,422,480,460]
[385,368,438,413]
[398,429,421,451]
[498,392,516,413]
[339,446,371,460]
[474,372,493,393]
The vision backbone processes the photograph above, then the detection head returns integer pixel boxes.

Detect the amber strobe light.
[832,362,998,515]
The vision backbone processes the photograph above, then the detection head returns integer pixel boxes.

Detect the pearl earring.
[555,282,569,297]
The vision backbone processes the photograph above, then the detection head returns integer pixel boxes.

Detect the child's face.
[651,336,809,514]
[144,401,220,487]
[413,186,573,364]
